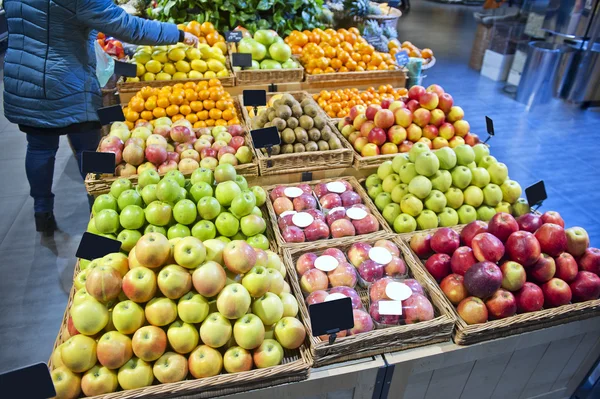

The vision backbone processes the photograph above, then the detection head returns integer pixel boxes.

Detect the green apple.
[110,178,133,200]
[445,187,464,209]
[214,164,237,183]
[391,183,409,203]
[145,224,167,235]
[204,238,226,264]
[197,197,222,220]
[375,192,393,211]
[240,214,266,237]
[117,229,142,252]
[478,155,497,169]
[144,201,172,226]
[434,147,457,170]
[430,170,452,192]
[233,231,248,241]
[95,209,120,234]
[230,192,256,217]
[120,205,145,230]
[417,210,438,230]
[250,206,263,217]
[438,207,459,227]
[415,152,440,177]
[93,194,117,214]
[483,183,503,207]
[167,223,191,239]
[392,153,410,173]
[141,184,158,205]
[252,292,283,326]
[393,213,417,233]
[457,204,477,224]
[400,194,423,217]
[408,176,432,199]
[192,220,217,241]
[235,147,254,164]
[495,201,512,214]
[138,169,160,189]
[247,234,269,250]
[408,142,430,162]
[365,174,383,189]
[512,198,530,217]
[165,170,186,187]
[377,160,394,180]
[156,178,182,204]
[477,205,496,221]
[466,162,477,170]
[501,180,522,204]
[450,166,472,189]
[215,212,239,237]
[382,203,402,225]
[118,189,143,211]
[473,143,490,164]
[235,175,248,191]
[454,144,475,166]
[215,181,242,207]
[242,266,272,298]
[382,174,401,193]
[251,186,267,206]
[191,168,213,185]
[487,162,508,185]
[178,292,209,324]
[367,184,384,200]
[189,182,213,203]
[87,218,100,234]
[399,163,418,184]
[424,190,447,213]
[471,167,490,188]
[463,186,484,207]
[173,199,197,225]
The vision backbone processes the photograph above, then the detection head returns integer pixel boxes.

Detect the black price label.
[301,171,313,182]
[309,297,354,338]
[250,127,281,150]
[243,90,267,107]
[525,180,547,208]
[232,53,253,68]
[114,61,138,77]
[97,105,125,125]
[268,83,278,93]
[76,232,122,260]
[81,151,116,175]
[486,116,495,136]
[0,363,55,399]
[226,30,243,43]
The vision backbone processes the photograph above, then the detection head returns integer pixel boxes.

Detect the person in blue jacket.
[3,0,198,234]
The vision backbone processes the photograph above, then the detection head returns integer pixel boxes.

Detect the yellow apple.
[81,365,118,396]
[254,248,268,267]
[216,283,251,319]
[252,292,284,326]
[101,252,129,277]
[252,339,284,369]
[274,317,306,349]
[153,352,188,383]
[96,331,133,370]
[135,232,171,269]
[242,266,271,297]
[266,269,284,295]
[177,291,209,324]
[282,281,291,294]
[70,297,108,336]
[192,261,226,297]
[61,335,97,373]
[204,238,226,264]
[72,288,90,305]
[51,344,65,369]
[167,320,199,354]
[112,300,145,334]
[51,366,81,399]
[174,236,206,269]
[132,325,167,362]
[128,247,142,268]
[122,266,157,303]
[145,297,178,326]
[73,268,91,290]
[233,314,265,350]
[158,264,192,299]
[117,358,154,390]
[265,250,282,270]
[188,345,222,378]
[279,292,298,317]
[264,324,275,340]
[223,346,253,373]
[199,312,232,348]
[86,264,122,302]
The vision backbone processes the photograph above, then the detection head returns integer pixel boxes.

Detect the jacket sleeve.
[75,0,181,45]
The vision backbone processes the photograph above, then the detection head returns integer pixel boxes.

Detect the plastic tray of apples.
[404,211,600,345]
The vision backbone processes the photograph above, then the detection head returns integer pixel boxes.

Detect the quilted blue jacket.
[3,0,181,129]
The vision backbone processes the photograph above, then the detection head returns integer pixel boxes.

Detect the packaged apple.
[346,240,409,288]
[278,209,329,243]
[313,180,363,211]
[270,184,318,214]
[296,249,359,293]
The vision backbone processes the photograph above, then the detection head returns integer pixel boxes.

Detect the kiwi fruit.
[281,94,295,107]
[275,105,292,120]
[308,128,321,141]
[263,121,273,128]
[320,125,333,141]
[328,137,342,150]
[281,128,296,144]
[299,115,314,130]
[294,127,309,144]
[272,117,287,131]
[271,145,281,155]
[317,140,330,151]
[303,104,319,118]
[286,117,299,129]
[305,141,318,152]
[272,99,284,108]
[281,144,294,154]
[293,143,306,153]
[291,104,303,118]
[251,117,263,130]
[267,110,277,122]
[258,112,269,126]
[300,98,312,108]
[313,115,326,129]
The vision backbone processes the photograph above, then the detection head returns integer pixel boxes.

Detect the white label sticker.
[292,212,314,228]
[284,187,303,198]
[385,282,413,301]
[329,206,346,214]
[378,300,403,315]
[325,293,347,302]
[314,255,339,272]
[326,181,347,194]
[346,207,367,220]
[369,247,393,265]
[280,210,297,218]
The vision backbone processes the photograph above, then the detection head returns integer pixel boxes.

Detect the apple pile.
[337,84,479,158]
[366,142,527,233]
[269,181,380,243]
[410,212,600,325]
[99,118,253,178]
[51,235,306,398]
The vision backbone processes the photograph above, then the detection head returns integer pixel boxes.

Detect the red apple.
[422,125,439,140]
[145,144,167,165]
[358,260,384,283]
[424,253,451,282]
[471,233,505,263]
[306,290,328,305]
[450,246,477,275]
[273,197,293,216]
[438,122,455,140]
[296,253,317,276]
[541,211,564,227]
[374,109,395,130]
[516,214,543,233]
[409,233,432,258]
[368,127,387,146]
[529,253,556,283]
[293,194,317,212]
[438,93,454,113]
[515,282,544,313]
[457,296,488,324]
[229,136,246,151]
[282,226,305,243]
[429,109,445,127]
[488,213,519,243]
[340,191,362,207]
[464,261,503,299]
[370,300,400,325]
[304,220,330,242]
[542,278,572,308]
[361,143,380,157]
[430,228,460,255]
[387,126,407,145]
[394,108,413,128]
[408,85,426,101]
[351,214,379,235]
[464,133,480,146]
[399,140,413,153]
[365,105,381,121]
[330,286,362,310]
[419,92,439,110]
[485,289,517,319]
[200,147,217,160]
[330,219,356,238]
[426,84,444,96]
[506,231,541,267]
[412,108,431,128]
[380,98,393,109]
[347,242,372,268]
[406,124,422,142]
[349,105,366,121]
[569,271,600,302]
[440,273,468,305]
[555,252,579,282]
[579,248,600,275]
[402,293,435,324]
[460,221,488,247]
[359,121,375,138]
[534,223,567,257]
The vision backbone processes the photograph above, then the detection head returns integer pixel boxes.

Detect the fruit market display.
[410,213,600,324]
[249,93,343,154]
[269,180,381,243]
[286,28,398,74]
[99,116,253,177]
[235,30,300,71]
[51,232,306,398]
[389,40,434,64]
[126,41,229,83]
[338,84,478,157]
[96,33,126,60]
[313,86,408,119]
[365,142,526,233]
[122,80,240,128]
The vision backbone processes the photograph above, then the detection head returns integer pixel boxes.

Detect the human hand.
[183,32,199,47]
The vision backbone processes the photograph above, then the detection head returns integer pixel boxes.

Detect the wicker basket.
[397,226,600,346]
[264,176,392,252]
[239,91,354,176]
[363,8,403,29]
[282,234,456,367]
[228,43,304,85]
[304,68,406,84]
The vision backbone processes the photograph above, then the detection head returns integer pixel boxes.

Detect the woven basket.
[396,226,600,346]
[363,8,403,29]
[304,68,406,84]
[282,234,456,367]
[228,43,304,84]
[239,91,354,176]
[264,176,392,252]
[85,98,258,196]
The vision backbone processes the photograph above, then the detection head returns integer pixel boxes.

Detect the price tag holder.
[395,50,409,68]
[301,171,313,182]
[250,126,281,150]
[113,60,137,78]
[0,363,55,399]
[232,53,253,68]
[76,232,122,260]
[243,90,267,108]
[81,151,115,175]
[484,116,495,143]
[309,297,354,344]
[225,30,243,43]
[97,105,125,125]
[525,180,547,209]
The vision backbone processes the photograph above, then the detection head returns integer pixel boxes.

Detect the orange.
[129,97,145,113]
[203,99,215,110]
[125,121,134,130]
[201,22,215,35]
[157,96,170,108]
[312,67,323,75]
[197,110,209,120]
[185,89,198,101]
[324,46,336,58]
[215,119,227,127]
[227,119,239,126]
[139,87,154,99]
[184,82,196,89]
[205,119,215,127]
[144,98,157,111]
[172,114,184,122]
[186,114,198,123]
[339,66,349,73]
[330,58,342,70]
[209,90,221,102]
[206,31,220,46]
[173,83,185,90]
[141,110,153,121]
[168,93,184,105]
[209,108,222,120]
[180,105,191,115]
[324,67,335,74]
[166,104,180,116]
[196,120,207,128]
[125,110,139,122]
[208,78,221,87]
[197,81,209,90]
[198,89,210,101]
[422,48,433,59]
[351,53,361,62]
[152,107,166,118]
[190,101,204,112]
[222,109,234,120]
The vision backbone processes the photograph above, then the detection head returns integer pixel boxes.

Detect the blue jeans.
[26,130,101,213]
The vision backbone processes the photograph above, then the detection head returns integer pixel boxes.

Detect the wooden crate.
[228,43,304,85]
[282,234,456,368]
[239,91,354,176]
[304,68,407,85]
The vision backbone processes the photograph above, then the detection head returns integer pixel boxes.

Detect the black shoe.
[35,212,57,235]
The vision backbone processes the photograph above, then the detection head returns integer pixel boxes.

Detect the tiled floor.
[0,1,599,375]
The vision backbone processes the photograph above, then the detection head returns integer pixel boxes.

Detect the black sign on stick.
[243,90,267,108]
[250,127,281,150]
[114,60,138,77]
[97,105,125,125]
[0,363,55,399]
[225,30,243,43]
[76,232,122,260]
[309,297,354,345]
[232,53,253,68]
[484,116,495,144]
[525,180,547,209]
[81,151,116,175]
